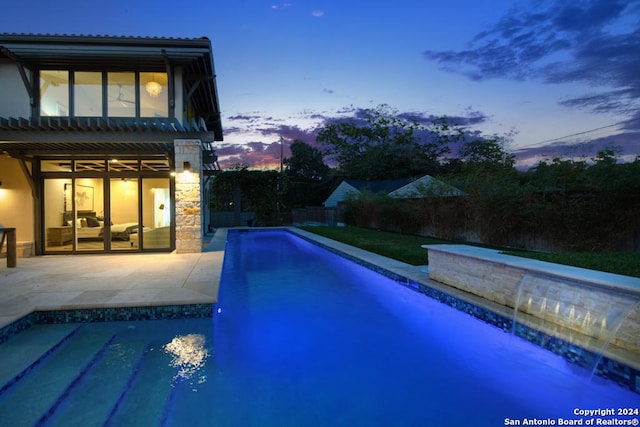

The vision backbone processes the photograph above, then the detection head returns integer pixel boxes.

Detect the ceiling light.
[145,78,162,97]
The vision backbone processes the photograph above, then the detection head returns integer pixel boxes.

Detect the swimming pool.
[0,229,638,426]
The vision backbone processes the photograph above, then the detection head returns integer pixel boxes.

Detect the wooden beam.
[19,159,36,197]
[185,80,201,103]
[0,47,35,105]
[162,49,176,115]
[0,129,215,142]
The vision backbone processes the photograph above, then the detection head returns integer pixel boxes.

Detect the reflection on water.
[163,334,209,383]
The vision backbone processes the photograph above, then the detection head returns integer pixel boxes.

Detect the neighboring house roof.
[324,181,357,207]
[342,178,414,194]
[324,175,462,207]
[324,178,414,207]
[0,33,222,138]
[388,175,464,198]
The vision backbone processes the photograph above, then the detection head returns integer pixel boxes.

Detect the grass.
[298,226,453,266]
[298,226,640,278]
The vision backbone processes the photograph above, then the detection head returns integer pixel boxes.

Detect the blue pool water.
[210,230,639,425]
[0,229,638,426]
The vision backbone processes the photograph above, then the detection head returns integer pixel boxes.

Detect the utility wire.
[515,115,640,150]
[517,121,626,149]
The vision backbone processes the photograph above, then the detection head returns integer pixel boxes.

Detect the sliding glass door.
[109,178,140,251]
[41,158,172,254]
[74,177,105,252]
[139,178,171,250]
[43,178,72,252]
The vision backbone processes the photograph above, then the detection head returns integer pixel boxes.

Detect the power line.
[518,121,627,149]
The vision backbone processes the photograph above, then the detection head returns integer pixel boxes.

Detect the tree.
[281,140,334,208]
[527,157,589,192]
[459,137,515,170]
[210,168,281,225]
[283,139,330,181]
[315,105,459,180]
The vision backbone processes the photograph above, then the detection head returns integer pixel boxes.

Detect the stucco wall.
[0,62,30,117]
[0,157,34,246]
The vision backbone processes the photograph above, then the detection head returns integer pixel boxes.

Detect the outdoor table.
[0,227,17,268]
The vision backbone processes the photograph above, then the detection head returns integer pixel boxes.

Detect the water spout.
[600,316,607,331]
[512,275,529,335]
[581,311,592,329]
[539,297,547,313]
[590,300,640,380]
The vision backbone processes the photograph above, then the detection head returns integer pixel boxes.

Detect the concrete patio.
[0,230,227,329]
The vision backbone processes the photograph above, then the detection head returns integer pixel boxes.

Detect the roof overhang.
[0,141,174,161]
[0,33,223,140]
[0,117,216,162]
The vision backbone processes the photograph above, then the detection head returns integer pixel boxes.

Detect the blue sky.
[4,0,640,169]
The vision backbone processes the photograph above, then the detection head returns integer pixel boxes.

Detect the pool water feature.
[0,229,638,426]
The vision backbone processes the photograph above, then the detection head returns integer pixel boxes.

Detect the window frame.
[38,69,169,119]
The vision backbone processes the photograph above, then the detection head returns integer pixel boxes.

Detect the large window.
[40,70,69,116]
[108,72,136,117]
[74,72,103,116]
[39,70,168,119]
[140,72,168,117]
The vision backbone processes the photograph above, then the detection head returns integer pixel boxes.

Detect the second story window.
[108,72,136,117]
[40,70,69,116]
[140,72,168,117]
[75,71,103,117]
[39,70,168,119]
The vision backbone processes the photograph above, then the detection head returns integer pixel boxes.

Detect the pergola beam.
[0,46,35,106]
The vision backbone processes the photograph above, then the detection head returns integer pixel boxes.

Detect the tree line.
[210,105,640,251]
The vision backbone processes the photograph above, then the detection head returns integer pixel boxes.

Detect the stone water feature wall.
[424,245,640,356]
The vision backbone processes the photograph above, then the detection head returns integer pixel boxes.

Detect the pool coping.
[0,303,214,345]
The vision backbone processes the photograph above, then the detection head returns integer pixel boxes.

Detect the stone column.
[174,139,203,253]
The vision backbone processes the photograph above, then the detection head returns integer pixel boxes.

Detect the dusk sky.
[4,0,640,169]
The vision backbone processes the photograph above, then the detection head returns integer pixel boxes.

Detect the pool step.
[0,323,80,395]
[0,328,115,426]
[0,320,213,424]
[41,331,155,426]
[103,343,178,426]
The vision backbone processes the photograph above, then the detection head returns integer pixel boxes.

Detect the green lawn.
[298,226,640,278]
[298,226,456,266]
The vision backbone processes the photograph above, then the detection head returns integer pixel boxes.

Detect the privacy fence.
[292,194,640,253]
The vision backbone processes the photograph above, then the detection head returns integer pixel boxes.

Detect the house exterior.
[387,175,464,198]
[323,178,413,208]
[0,34,222,256]
[323,175,461,207]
